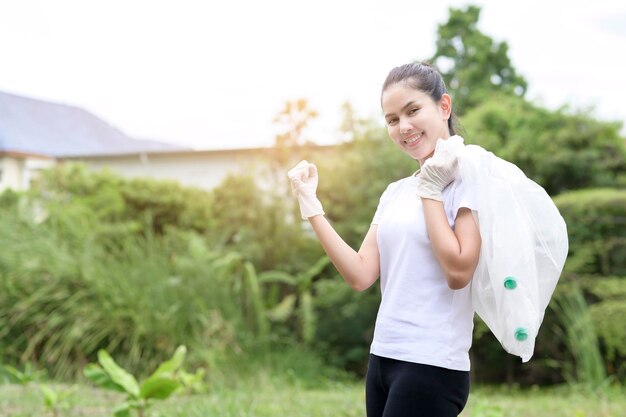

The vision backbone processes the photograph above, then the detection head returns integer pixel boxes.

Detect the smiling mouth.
[403,132,423,145]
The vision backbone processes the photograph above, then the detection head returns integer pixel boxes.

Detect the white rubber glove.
[416,136,464,201]
[287,160,325,220]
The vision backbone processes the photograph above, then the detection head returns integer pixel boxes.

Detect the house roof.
[0,90,189,158]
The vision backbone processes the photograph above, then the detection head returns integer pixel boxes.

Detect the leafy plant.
[41,385,76,417]
[0,201,245,378]
[462,98,626,195]
[260,256,330,344]
[0,363,46,385]
[551,285,608,389]
[84,345,204,417]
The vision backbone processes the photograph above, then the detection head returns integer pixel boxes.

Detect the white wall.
[65,149,268,191]
[0,157,23,192]
[0,154,56,192]
[0,155,56,192]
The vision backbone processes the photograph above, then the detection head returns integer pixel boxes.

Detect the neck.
[418,149,435,166]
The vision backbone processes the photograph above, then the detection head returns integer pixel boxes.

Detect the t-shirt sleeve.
[444,178,476,223]
[371,183,396,225]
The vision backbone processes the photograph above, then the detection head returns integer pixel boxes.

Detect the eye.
[386,118,398,126]
[408,107,420,115]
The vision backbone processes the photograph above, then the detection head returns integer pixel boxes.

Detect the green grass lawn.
[1,381,625,417]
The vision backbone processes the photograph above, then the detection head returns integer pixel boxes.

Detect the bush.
[313,277,380,375]
[549,189,626,382]
[462,95,626,195]
[33,163,215,235]
[0,195,267,378]
[553,188,626,276]
[0,163,336,379]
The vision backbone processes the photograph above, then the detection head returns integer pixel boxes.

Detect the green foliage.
[313,277,380,374]
[0,201,260,377]
[574,276,626,374]
[581,276,626,301]
[468,396,505,417]
[589,300,626,364]
[240,260,271,341]
[4,378,626,417]
[551,285,608,388]
[463,96,626,195]
[207,173,320,273]
[551,189,626,381]
[200,345,352,392]
[259,256,330,345]
[84,346,201,417]
[41,384,77,417]
[578,276,626,369]
[0,162,333,382]
[0,361,75,416]
[0,363,46,385]
[0,188,20,208]
[554,189,626,275]
[33,163,215,236]
[208,174,259,246]
[431,5,527,115]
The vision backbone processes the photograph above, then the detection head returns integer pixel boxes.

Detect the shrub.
[0,197,260,378]
[553,188,626,276]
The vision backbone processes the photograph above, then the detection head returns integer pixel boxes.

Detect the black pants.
[365,354,470,417]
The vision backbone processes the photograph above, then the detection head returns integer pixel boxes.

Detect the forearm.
[308,215,379,291]
[421,199,477,289]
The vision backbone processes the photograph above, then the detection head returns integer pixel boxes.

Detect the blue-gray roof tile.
[0,90,188,157]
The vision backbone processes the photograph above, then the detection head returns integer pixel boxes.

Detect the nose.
[399,118,413,134]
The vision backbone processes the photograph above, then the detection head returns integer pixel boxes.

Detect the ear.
[439,93,452,120]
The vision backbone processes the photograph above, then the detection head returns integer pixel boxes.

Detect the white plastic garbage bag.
[438,136,569,362]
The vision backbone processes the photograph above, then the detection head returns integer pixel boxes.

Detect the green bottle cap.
[504,276,517,290]
[515,328,528,341]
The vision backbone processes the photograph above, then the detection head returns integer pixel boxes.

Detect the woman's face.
[381,82,451,164]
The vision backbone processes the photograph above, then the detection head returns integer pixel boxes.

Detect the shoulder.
[385,175,417,193]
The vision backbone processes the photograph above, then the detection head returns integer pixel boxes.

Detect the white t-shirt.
[370,175,475,371]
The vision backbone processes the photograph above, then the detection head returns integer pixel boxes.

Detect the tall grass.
[551,284,608,388]
[0,200,266,379]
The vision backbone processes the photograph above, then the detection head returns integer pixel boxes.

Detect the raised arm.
[309,217,380,291]
[288,161,380,291]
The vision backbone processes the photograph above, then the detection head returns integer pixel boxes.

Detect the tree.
[265,98,320,189]
[431,5,527,115]
[273,98,319,148]
[462,94,626,194]
[208,173,323,273]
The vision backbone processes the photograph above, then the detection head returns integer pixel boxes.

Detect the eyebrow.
[384,101,418,119]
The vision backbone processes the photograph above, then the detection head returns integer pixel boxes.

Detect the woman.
[288,62,481,417]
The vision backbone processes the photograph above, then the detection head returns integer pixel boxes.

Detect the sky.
[1,0,625,150]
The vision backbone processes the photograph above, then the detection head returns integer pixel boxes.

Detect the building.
[0,90,272,192]
[63,147,276,191]
[0,150,55,192]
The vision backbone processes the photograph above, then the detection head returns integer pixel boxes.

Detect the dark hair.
[381,61,457,136]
